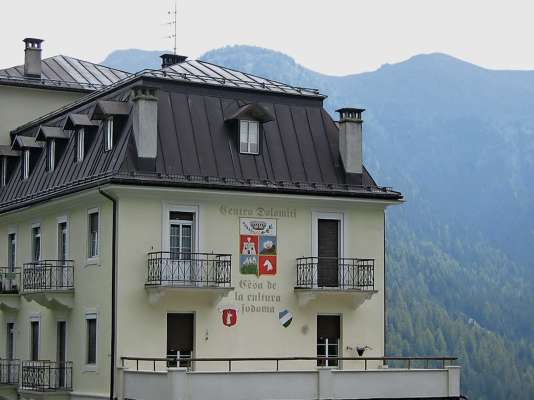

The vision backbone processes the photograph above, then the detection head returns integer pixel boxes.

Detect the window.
[47,139,56,172]
[77,128,85,162]
[239,120,259,154]
[7,233,16,272]
[30,320,39,361]
[31,225,41,262]
[1,157,7,187]
[88,210,99,259]
[6,322,15,360]
[169,212,194,258]
[22,150,30,180]
[317,315,340,367]
[85,314,97,366]
[57,220,68,261]
[104,117,113,151]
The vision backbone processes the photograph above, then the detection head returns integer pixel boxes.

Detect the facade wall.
[0,191,112,398]
[0,86,82,144]
[115,186,389,371]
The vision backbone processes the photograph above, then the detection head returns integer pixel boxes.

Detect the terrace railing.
[146,252,232,288]
[22,261,74,293]
[121,355,457,372]
[0,359,19,385]
[0,268,20,294]
[296,257,375,290]
[21,360,72,391]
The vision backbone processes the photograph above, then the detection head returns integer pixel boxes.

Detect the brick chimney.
[131,85,158,158]
[336,108,365,175]
[160,53,187,69]
[23,38,44,78]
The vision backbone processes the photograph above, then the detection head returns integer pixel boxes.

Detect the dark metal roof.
[0,55,131,92]
[162,60,323,97]
[91,100,130,120]
[0,70,401,213]
[63,114,99,130]
[0,146,20,157]
[12,136,43,150]
[225,103,274,123]
[36,126,70,141]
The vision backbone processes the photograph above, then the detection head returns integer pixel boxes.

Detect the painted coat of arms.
[239,218,277,276]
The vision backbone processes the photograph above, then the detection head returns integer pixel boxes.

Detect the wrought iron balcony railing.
[0,268,20,294]
[22,261,74,293]
[21,360,72,391]
[295,257,375,290]
[146,252,232,288]
[0,359,19,385]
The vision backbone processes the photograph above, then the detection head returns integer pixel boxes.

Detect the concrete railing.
[121,366,461,400]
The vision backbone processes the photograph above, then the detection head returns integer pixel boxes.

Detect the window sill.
[85,257,100,267]
[82,364,97,373]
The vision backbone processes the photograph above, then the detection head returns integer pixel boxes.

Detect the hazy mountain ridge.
[102,46,534,399]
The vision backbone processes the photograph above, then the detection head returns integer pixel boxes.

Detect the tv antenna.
[166,0,177,54]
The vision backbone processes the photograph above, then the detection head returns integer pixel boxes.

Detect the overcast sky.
[1,0,533,75]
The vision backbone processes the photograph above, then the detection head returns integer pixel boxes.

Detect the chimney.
[23,38,44,78]
[336,107,365,175]
[160,53,187,69]
[131,85,158,158]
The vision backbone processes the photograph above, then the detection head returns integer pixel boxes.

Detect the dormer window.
[77,128,85,162]
[104,117,114,151]
[1,157,7,187]
[23,150,30,180]
[239,120,259,155]
[47,139,56,172]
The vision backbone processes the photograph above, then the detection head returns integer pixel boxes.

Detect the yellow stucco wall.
[114,186,391,372]
[0,85,84,144]
[0,191,112,397]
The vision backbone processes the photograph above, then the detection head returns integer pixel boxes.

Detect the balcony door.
[30,320,39,361]
[168,212,195,284]
[57,220,68,288]
[6,322,15,360]
[317,219,340,287]
[56,321,67,388]
[317,315,341,367]
[167,313,194,368]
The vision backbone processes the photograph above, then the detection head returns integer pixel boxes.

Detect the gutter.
[98,188,118,400]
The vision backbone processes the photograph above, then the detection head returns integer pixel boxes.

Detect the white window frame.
[1,156,7,187]
[30,223,41,262]
[7,228,17,272]
[87,208,100,264]
[47,139,56,172]
[29,314,40,361]
[77,128,85,162]
[56,216,69,261]
[22,149,30,180]
[6,321,16,360]
[239,120,260,155]
[316,314,343,368]
[311,211,345,258]
[104,117,113,152]
[162,204,200,253]
[84,311,98,372]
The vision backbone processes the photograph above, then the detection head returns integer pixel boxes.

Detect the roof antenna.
[166,0,177,54]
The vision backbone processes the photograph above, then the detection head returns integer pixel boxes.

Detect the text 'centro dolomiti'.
[219,205,297,218]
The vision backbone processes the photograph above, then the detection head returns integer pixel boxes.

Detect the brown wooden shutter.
[317,315,340,339]
[167,314,194,351]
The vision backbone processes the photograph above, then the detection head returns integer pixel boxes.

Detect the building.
[0,53,461,400]
[0,38,130,145]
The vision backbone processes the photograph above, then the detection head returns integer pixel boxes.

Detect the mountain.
[101,49,165,72]
[102,46,534,399]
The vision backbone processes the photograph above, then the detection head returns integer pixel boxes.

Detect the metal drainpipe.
[99,188,117,400]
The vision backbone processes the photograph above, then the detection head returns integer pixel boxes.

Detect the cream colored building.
[0,54,461,400]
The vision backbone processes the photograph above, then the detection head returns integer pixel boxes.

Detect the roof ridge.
[196,59,317,93]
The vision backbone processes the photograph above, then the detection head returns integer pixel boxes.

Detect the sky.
[1,0,533,75]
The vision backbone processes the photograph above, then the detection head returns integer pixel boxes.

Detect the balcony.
[121,356,461,400]
[0,268,20,312]
[20,361,72,392]
[145,252,233,304]
[22,261,74,310]
[294,257,377,307]
[0,359,19,386]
